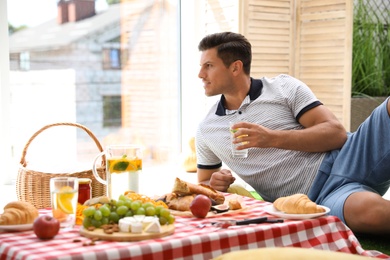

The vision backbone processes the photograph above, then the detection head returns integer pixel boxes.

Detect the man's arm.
[233,105,347,153]
[292,104,347,151]
[198,168,235,192]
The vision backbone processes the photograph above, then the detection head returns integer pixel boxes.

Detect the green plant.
[352,0,390,97]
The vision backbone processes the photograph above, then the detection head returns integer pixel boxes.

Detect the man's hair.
[198,32,252,75]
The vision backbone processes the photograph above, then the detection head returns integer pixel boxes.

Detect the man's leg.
[387,97,390,116]
[344,191,390,234]
[341,99,390,234]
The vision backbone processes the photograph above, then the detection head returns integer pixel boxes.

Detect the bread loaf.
[165,193,195,211]
[172,177,225,205]
[0,201,39,225]
[273,194,325,214]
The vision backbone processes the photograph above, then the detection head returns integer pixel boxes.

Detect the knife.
[235,217,284,225]
[235,216,268,225]
[212,217,284,228]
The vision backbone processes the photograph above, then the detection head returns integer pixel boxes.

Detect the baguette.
[273,193,325,214]
[172,177,225,205]
[164,193,195,211]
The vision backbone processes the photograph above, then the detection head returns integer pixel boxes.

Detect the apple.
[33,215,60,239]
[190,194,212,218]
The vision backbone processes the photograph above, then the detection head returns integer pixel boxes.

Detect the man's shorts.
[308,97,390,224]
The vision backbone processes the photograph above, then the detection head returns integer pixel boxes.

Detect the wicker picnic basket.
[16,122,107,209]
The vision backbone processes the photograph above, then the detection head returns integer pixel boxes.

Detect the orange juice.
[50,177,79,229]
[107,157,142,199]
[92,145,143,200]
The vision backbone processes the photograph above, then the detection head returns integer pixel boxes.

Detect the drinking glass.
[50,177,79,229]
[229,121,248,158]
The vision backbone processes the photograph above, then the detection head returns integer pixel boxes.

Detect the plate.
[0,223,33,232]
[263,204,330,220]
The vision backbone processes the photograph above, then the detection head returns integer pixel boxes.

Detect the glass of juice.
[229,121,248,158]
[50,177,79,229]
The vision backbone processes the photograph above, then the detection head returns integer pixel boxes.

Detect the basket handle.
[20,122,105,167]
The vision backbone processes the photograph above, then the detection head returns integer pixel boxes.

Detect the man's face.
[198,48,233,97]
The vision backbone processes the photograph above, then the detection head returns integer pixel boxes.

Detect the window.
[20,51,30,71]
[102,48,121,70]
[2,0,205,186]
[103,95,121,127]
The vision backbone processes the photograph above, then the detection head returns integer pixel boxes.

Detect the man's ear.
[231,60,243,73]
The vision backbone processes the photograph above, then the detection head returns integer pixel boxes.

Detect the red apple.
[33,215,60,239]
[190,194,212,218]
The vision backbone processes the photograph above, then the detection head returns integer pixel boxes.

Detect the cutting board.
[79,224,175,242]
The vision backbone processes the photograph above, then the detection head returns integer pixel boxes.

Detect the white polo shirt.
[196,74,326,202]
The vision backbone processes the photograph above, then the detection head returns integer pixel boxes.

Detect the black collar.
[215,78,263,116]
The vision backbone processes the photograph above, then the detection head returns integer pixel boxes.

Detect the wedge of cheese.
[144,218,162,233]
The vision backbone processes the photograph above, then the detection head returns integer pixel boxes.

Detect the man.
[196,31,390,234]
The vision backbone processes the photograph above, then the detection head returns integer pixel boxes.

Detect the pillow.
[213,247,367,260]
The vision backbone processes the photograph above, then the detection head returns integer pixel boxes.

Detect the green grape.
[101,217,109,225]
[142,202,154,209]
[116,205,129,216]
[145,206,156,216]
[160,208,171,219]
[91,218,102,228]
[125,210,134,217]
[130,201,141,211]
[82,216,92,228]
[118,194,127,201]
[99,205,111,217]
[83,206,96,217]
[136,207,146,215]
[94,210,103,221]
[155,205,164,216]
[103,203,112,211]
[159,216,168,225]
[124,199,132,209]
[167,214,175,224]
[111,199,117,206]
[116,200,125,207]
[109,212,120,223]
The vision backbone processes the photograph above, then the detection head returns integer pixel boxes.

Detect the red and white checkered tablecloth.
[1,195,389,260]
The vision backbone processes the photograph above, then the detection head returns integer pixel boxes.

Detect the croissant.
[273,193,325,214]
[0,201,39,225]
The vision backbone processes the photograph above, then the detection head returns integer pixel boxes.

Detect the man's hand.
[231,122,273,149]
[231,105,347,153]
[209,169,236,192]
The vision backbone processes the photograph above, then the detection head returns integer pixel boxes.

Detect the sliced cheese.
[141,216,156,229]
[131,222,143,233]
[118,217,137,232]
[118,216,162,234]
[145,219,162,233]
[133,215,145,222]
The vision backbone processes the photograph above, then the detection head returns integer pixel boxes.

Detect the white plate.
[264,204,330,220]
[0,223,33,232]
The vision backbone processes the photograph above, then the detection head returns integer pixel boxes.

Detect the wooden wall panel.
[204,0,240,34]
[246,0,294,77]
[296,0,352,128]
